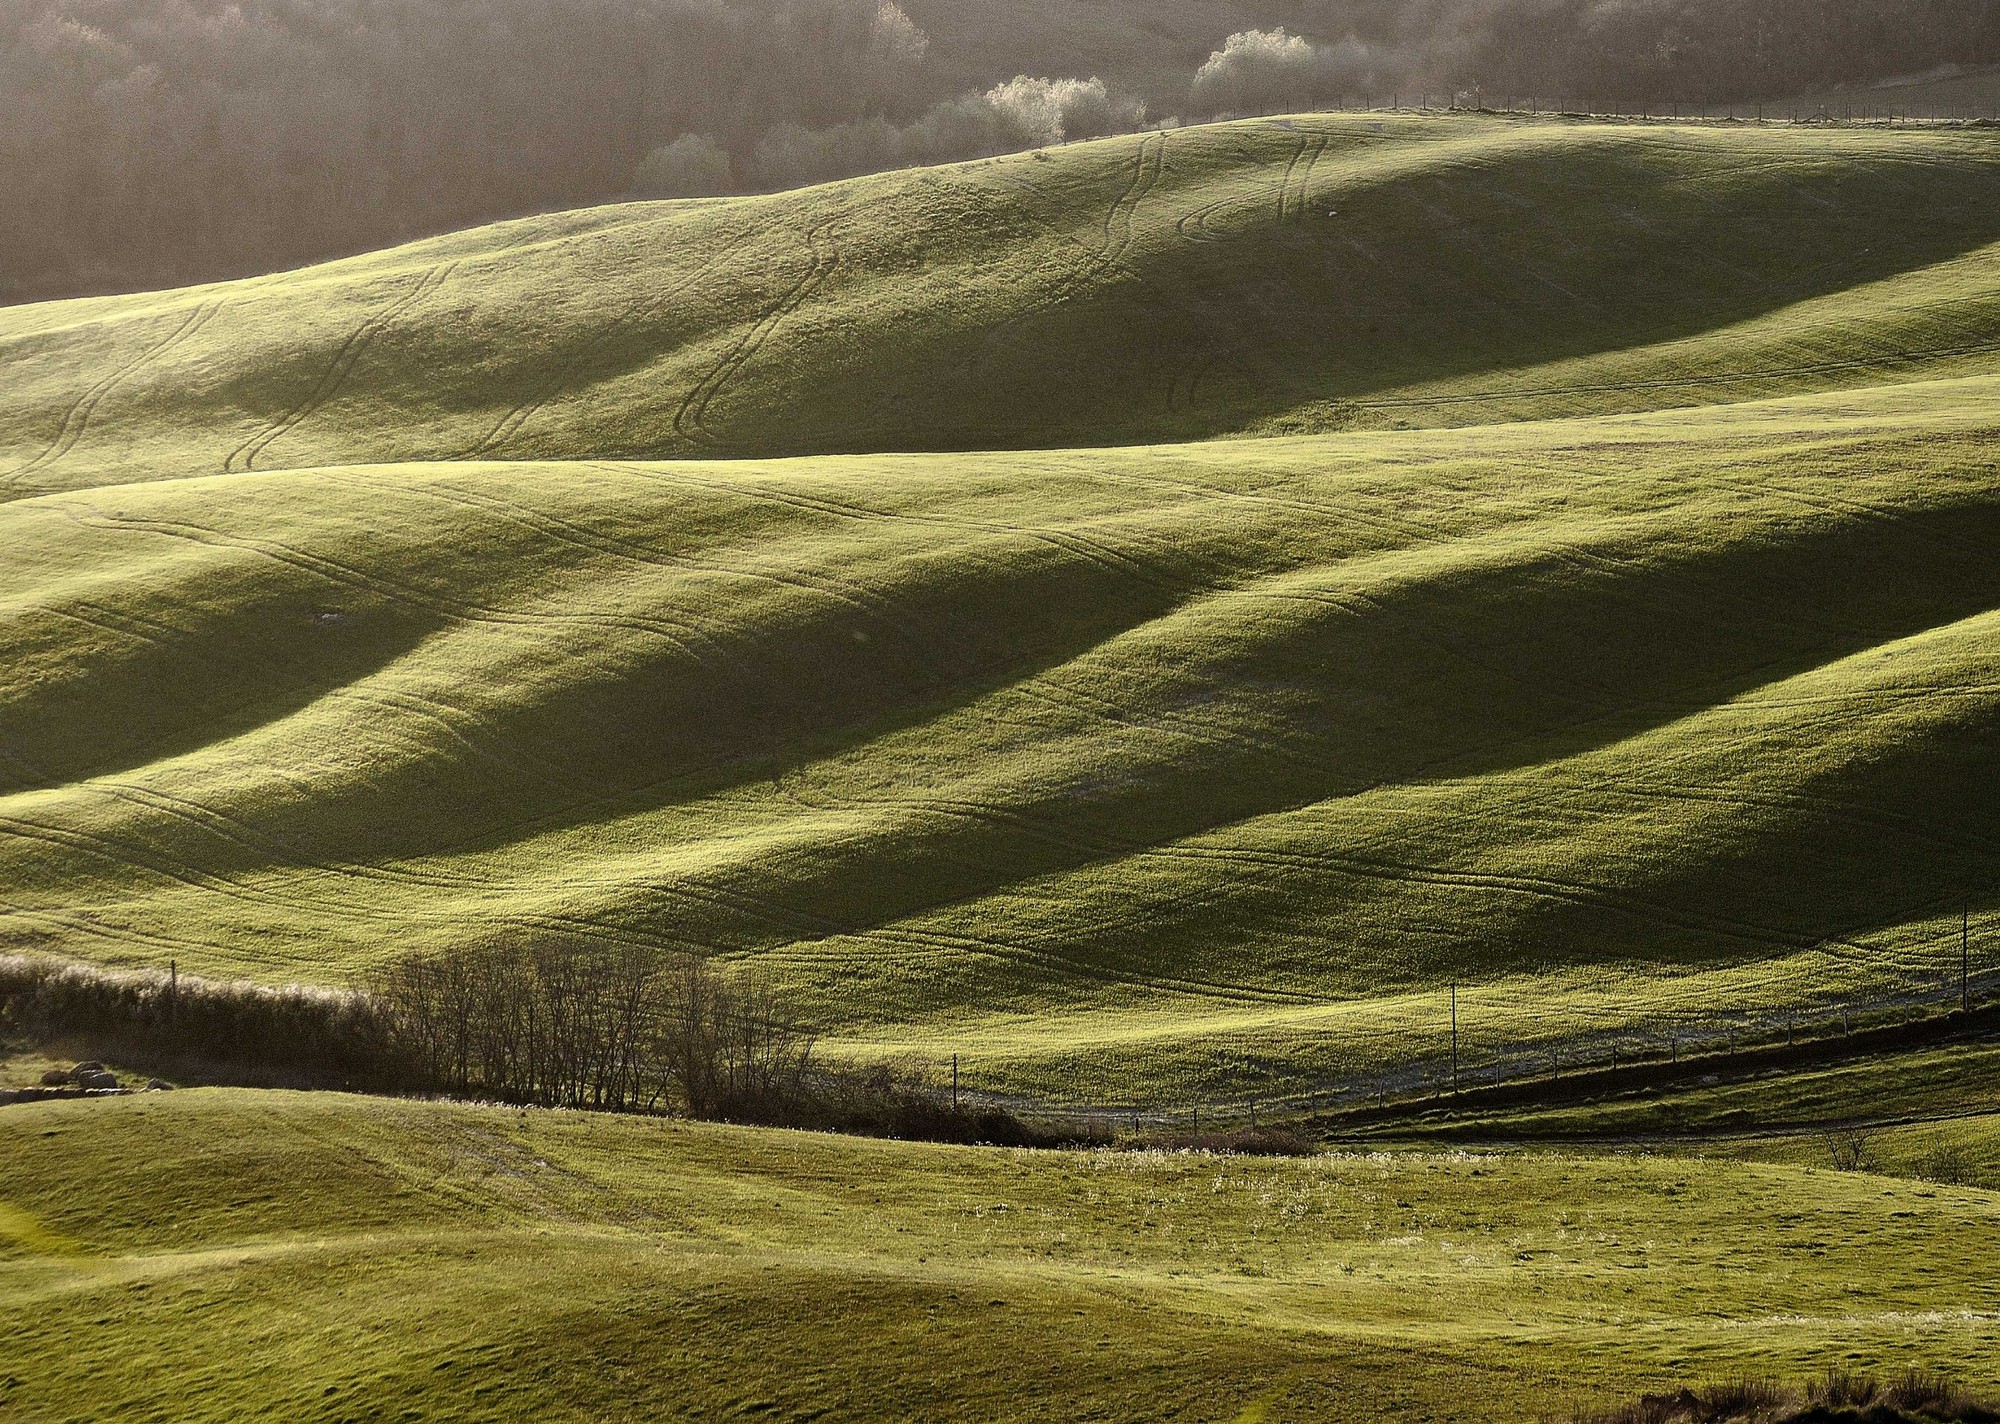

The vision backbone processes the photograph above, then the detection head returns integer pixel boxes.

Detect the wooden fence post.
[1450,982,1459,1093]
[1963,904,1972,1013]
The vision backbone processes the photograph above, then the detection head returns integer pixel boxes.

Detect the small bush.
[632,134,734,198]
[787,1060,1072,1146]
[1913,1144,1973,1187]
[1573,1371,1997,1424]
[1877,1367,1990,1419]
[1821,1127,1878,1172]
[1206,1125,1318,1156]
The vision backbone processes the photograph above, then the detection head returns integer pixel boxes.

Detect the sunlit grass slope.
[8,116,2000,492]
[2,369,1996,1096]
[2,1089,1998,1424]
[1396,1036,2000,1146]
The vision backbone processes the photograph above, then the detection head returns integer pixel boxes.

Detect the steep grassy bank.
[2,1090,1998,1423]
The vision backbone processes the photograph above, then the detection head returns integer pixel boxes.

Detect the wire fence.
[1214,94,2000,127]
[962,933,2000,1137]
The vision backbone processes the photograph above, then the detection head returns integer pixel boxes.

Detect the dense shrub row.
[0,945,1067,1145]
[0,953,402,1086]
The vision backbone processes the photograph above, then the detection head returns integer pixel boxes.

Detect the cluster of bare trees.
[1432,0,2000,111]
[1235,0,2000,113]
[0,0,943,302]
[370,938,816,1118]
[9,0,1999,304]
[1,943,1052,1143]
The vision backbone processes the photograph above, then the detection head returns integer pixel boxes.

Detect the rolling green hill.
[1,386,1994,1097]
[10,116,2000,493]
[3,1089,1999,1423]
[2,115,1998,1100]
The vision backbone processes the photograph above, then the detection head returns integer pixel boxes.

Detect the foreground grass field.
[2,1088,1998,1423]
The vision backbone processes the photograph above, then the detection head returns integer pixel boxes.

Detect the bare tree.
[1821,1126,1877,1172]
[372,935,818,1118]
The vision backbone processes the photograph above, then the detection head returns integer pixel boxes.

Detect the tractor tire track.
[224,262,456,474]
[319,472,925,656]
[1099,131,1167,262]
[965,138,1165,381]
[1174,195,1244,244]
[670,219,840,445]
[4,300,222,486]
[995,134,1270,420]
[34,605,167,650]
[3,774,766,944]
[1173,170,1290,245]
[0,901,222,959]
[1137,840,1868,958]
[1,773,842,951]
[782,919,1315,1007]
[53,501,718,667]
[601,462,1205,599]
[0,801,638,943]
[1167,354,1220,411]
[1273,136,1312,224]
[462,229,754,458]
[1281,135,1330,223]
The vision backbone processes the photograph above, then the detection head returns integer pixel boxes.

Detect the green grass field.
[3,114,1999,1100]
[2,1088,1998,1424]
[6,111,2000,1423]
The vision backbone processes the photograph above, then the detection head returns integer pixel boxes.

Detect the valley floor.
[2,1088,1998,1423]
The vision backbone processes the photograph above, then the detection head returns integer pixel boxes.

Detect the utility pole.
[1450,982,1459,1093]
[951,1053,959,1110]
[1964,904,1972,1013]
[168,957,178,1029]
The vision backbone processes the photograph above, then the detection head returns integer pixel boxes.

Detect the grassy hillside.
[10,117,2000,492]
[2,374,1995,1097]
[3,1089,1998,1423]
[3,115,1999,1100]
[1383,1035,2000,1147]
